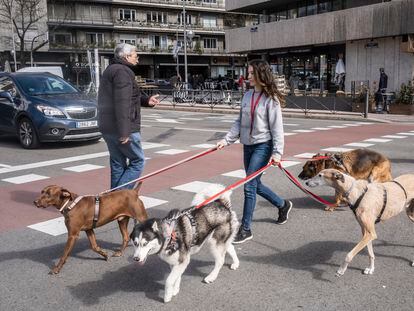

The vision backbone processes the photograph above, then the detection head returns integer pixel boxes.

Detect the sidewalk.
[153,100,414,124]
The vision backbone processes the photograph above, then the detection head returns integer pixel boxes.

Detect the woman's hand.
[271,154,281,166]
[216,139,227,150]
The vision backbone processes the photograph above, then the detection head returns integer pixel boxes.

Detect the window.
[307,0,318,16]
[86,33,104,46]
[147,11,167,24]
[203,0,217,3]
[120,35,136,45]
[178,12,192,25]
[119,9,136,21]
[318,1,332,13]
[54,33,71,45]
[150,35,168,49]
[332,0,344,11]
[0,77,18,97]
[203,15,217,28]
[203,38,217,49]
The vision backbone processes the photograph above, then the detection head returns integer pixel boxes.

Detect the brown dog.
[306,169,414,276]
[298,148,392,210]
[34,184,148,274]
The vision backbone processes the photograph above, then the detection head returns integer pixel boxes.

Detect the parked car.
[0,72,101,149]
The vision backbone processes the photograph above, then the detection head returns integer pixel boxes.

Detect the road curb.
[151,105,390,123]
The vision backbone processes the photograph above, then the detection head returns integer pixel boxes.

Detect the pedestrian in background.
[98,43,159,190]
[217,59,292,244]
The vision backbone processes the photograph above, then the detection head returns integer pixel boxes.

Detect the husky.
[130,184,240,303]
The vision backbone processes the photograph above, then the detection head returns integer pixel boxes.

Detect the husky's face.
[130,220,162,265]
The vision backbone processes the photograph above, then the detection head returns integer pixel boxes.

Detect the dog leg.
[204,241,226,284]
[113,218,130,257]
[50,233,79,274]
[226,243,239,270]
[164,257,190,303]
[336,231,374,277]
[85,230,109,260]
[363,241,375,275]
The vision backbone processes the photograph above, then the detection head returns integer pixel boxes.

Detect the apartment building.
[0,0,252,85]
[225,0,414,93]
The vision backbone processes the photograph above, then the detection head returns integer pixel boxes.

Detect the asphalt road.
[0,109,414,311]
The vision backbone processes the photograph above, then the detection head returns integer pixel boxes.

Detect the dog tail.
[191,184,232,208]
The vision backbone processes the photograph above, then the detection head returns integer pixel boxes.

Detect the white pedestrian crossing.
[322,147,354,152]
[28,217,67,236]
[139,196,168,209]
[63,164,105,172]
[2,174,49,184]
[344,142,374,147]
[155,149,189,155]
[381,135,407,139]
[364,138,392,143]
[172,181,217,193]
[222,169,246,178]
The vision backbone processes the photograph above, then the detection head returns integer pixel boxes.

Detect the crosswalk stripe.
[322,147,355,152]
[172,181,217,193]
[63,164,105,172]
[344,142,374,147]
[364,138,392,142]
[155,149,189,155]
[2,174,49,184]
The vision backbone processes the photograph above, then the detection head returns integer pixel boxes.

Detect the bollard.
[364,87,369,118]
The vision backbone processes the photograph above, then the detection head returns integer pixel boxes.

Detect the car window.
[15,75,79,96]
[0,76,19,97]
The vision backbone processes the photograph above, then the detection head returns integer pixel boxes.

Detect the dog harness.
[349,183,404,224]
[59,195,100,229]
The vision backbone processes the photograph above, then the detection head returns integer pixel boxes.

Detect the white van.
[17,66,63,78]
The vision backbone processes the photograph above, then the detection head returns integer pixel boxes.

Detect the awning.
[159,63,209,67]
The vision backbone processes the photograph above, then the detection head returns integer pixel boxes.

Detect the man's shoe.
[276,200,293,225]
[232,227,253,244]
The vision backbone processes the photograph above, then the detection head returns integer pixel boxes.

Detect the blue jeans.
[241,141,285,231]
[102,132,145,190]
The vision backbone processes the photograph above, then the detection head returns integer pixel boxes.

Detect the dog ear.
[334,172,345,183]
[61,189,74,200]
[133,181,143,192]
[151,221,159,232]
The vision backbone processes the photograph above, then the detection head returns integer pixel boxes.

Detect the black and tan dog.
[34,184,148,274]
[298,148,392,210]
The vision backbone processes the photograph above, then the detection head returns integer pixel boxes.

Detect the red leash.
[100,147,218,194]
[194,162,273,209]
[277,162,336,207]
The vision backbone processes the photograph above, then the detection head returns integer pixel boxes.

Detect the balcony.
[48,17,114,29]
[113,0,225,12]
[49,42,233,56]
[114,20,225,35]
[225,0,414,53]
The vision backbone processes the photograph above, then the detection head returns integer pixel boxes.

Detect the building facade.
[225,0,414,93]
[1,0,252,86]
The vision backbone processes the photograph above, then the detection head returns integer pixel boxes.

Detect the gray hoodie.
[224,90,284,159]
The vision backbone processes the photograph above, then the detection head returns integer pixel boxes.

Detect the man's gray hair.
[114,43,136,60]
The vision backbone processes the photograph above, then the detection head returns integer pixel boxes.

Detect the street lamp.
[182,2,194,89]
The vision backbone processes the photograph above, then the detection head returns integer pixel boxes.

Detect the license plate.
[76,120,98,128]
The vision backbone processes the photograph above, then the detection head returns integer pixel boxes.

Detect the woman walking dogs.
[217,60,292,244]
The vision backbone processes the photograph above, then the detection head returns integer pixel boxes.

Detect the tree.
[0,0,47,68]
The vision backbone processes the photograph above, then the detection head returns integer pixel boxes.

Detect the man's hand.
[216,139,227,150]
[148,94,160,107]
[119,136,130,144]
[271,154,281,166]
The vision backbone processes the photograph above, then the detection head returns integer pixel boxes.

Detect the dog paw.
[230,262,239,270]
[411,261,414,267]
[325,206,336,212]
[363,267,375,275]
[335,269,345,277]
[164,295,172,303]
[112,251,123,257]
[49,267,60,275]
[203,275,217,284]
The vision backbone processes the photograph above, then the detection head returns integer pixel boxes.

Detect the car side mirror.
[0,91,13,103]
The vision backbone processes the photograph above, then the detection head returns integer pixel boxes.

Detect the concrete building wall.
[345,36,414,92]
[226,0,414,53]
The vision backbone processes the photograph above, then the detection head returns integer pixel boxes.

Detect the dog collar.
[59,196,84,213]
[349,187,368,214]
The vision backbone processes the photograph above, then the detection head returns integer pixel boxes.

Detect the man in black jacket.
[98,43,159,190]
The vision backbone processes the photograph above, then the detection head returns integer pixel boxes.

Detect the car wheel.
[18,118,40,149]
